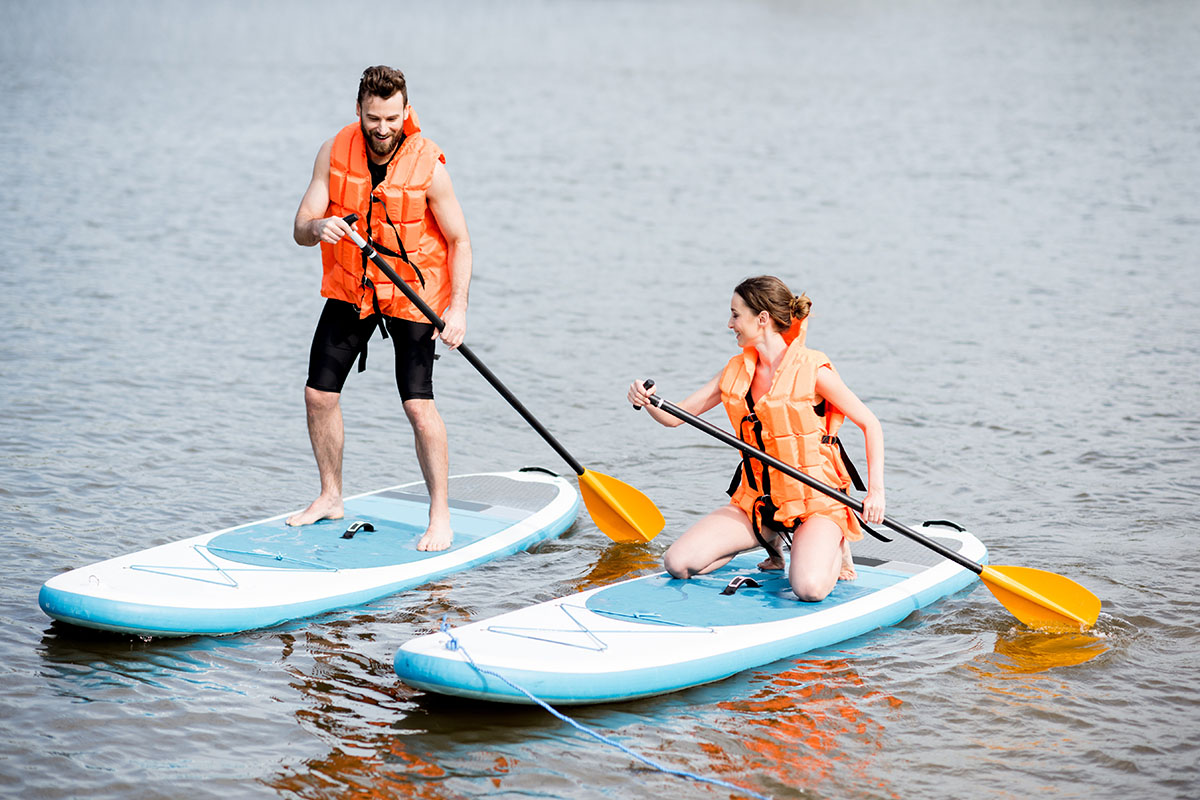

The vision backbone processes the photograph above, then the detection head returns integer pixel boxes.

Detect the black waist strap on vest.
[354,276,388,374]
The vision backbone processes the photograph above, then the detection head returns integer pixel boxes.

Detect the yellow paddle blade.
[981,565,1101,632]
[577,469,665,543]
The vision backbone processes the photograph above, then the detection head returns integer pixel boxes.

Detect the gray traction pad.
[851,524,966,568]
[384,473,562,513]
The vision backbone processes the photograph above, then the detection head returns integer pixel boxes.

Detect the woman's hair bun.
[790,292,812,320]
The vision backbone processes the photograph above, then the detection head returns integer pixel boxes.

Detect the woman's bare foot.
[758,554,785,571]
[838,539,857,581]
[286,495,344,526]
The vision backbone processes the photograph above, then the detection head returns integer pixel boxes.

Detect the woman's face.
[729,292,765,348]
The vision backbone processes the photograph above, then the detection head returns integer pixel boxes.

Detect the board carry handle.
[341,521,375,540]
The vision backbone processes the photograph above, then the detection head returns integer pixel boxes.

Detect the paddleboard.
[39,468,579,637]
[394,522,985,704]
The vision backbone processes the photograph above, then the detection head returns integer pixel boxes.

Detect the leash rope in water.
[438,619,772,800]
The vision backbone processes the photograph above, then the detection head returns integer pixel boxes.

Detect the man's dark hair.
[357,65,408,107]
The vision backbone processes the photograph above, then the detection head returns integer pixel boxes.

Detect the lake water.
[2,1,1199,798]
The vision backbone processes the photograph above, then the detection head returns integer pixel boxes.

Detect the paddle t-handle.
[632,379,655,411]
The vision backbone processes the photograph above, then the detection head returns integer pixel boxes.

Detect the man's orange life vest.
[320,108,451,323]
[719,317,863,541]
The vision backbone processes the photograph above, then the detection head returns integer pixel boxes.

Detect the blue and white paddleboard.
[39,468,579,638]
[394,523,985,704]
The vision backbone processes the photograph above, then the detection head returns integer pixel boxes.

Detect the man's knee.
[403,399,443,434]
[304,386,340,414]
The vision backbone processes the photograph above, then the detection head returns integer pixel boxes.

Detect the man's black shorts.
[305,298,436,401]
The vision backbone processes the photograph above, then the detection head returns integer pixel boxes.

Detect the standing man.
[287,65,472,552]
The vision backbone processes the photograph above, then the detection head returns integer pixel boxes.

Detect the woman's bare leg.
[663,504,760,579]
[787,517,846,602]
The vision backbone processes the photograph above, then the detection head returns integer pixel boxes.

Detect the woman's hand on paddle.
[631,374,722,429]
[628,379,656,409]
[861,487,885,524]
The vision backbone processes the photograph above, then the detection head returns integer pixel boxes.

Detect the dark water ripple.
[4,1,1200,799]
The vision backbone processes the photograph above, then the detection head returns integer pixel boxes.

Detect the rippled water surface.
[3,1,1199,798]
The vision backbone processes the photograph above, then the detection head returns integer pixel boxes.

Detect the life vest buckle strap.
[824,434,867,492]
[854,513,893,542]
[737,411,765,492]
[749,495,794,561]
[371,196,426,288]
[352,273,389,374]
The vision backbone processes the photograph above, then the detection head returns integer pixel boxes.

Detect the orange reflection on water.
[707,658,902,798]
[271,737,455,800]
[569,542,663,594]
[990,629,1108,674]
[965,627,1108,705]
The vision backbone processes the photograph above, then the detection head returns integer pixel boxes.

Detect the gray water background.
[2,1,1199,798]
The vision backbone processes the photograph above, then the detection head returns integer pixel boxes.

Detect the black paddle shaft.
[642,387,983,575]
[339,214,585,476]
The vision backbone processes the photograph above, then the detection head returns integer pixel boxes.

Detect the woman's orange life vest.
[719,317,863,541]
[320,107,451,323]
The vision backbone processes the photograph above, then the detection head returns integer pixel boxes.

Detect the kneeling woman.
[628,275,885,602]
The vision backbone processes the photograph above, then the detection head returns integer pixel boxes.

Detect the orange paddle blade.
[577,469,664,543]
[981,565,1101,632]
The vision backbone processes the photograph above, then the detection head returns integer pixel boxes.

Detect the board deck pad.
[586,565,897,628]
[202,479,560,571]
[40,470,578,637]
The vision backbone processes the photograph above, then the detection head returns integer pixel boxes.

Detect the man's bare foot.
[286,496,344,527]
[758,555,785,571]
[838,539,857,581]
[416,519,453,552]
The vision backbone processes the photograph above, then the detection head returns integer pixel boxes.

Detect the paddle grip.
[633,379,655,411]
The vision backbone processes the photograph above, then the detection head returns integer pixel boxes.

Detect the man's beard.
[363,124,400,158]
